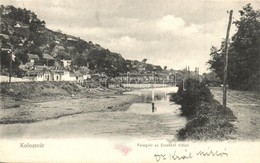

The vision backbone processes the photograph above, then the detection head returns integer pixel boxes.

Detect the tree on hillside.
[208,4,260,91]
[142,58,147,63]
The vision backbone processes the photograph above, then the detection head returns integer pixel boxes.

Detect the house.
[24,68,78,82]
[14,23,21,28]
[2,6,12,15]
[24,68,52,81]
[78,66,91,79]
[74,71,83,82]
[13,23,30,37]
[73,69,91,83]
[61,59,72,68]
[51,70,64,81]
[67,37,79,46]
[61,71,77,81]
[42,53,55,66]
[41,70,52,81]
[27,53,40,63]
[153,65,163,71]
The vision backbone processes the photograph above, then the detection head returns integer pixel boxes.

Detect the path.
[210,87,260,140]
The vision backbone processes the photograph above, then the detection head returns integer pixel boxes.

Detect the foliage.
[202,71,221,86]
[178,100,236,141]
[171,79,236,140]
[171,78,213,116]
[208,4,260,91]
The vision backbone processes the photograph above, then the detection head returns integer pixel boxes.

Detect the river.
[0,87,186,140]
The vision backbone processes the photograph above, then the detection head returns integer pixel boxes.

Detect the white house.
[61,71,77,81]
[61,59,72,68]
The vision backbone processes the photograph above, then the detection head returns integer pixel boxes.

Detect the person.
[152,102,155,112]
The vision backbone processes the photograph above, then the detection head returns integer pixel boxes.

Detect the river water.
[0,87,186,140]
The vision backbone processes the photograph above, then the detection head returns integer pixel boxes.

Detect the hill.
[0,5,135,77]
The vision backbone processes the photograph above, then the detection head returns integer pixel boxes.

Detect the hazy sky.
[2,0,260,72]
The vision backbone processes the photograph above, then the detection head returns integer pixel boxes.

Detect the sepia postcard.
[0,0,259,162]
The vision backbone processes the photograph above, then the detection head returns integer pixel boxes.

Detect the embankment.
[170,78,237,141]
[0,81,141,124]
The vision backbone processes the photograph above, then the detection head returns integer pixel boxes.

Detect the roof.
[74,70,83,77]
[43,53,55,60]
[34,65,48,70]
[67,37,78,41]
[14,23,21,28]
[27,69,51,76]
[154,65,163,70]
[27,53,40,59]
[79,66,90,73]
[50,70,64,74]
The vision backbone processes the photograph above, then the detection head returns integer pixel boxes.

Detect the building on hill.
[78,66,91,79]
[74,69,91,83]
[2,6,12,15]
[27,53,40,64]
[13,23,30,38]
[61,59,72,68]
[42,53,55,66]
[67,38,79,46]
[153,65,163,71]
[14,23,21,28]
[24,68,51,81]
[23,67,78,82]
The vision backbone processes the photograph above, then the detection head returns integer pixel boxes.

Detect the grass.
[177,100,237,141]
[171,78,237,141]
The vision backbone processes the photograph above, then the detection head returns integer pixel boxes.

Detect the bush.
[171,78,213,116]
[177,100,236,141]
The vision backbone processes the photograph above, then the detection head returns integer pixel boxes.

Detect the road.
[210,87,260,140]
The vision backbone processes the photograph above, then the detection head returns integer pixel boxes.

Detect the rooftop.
[42,53,55,60]
[27,53,40,59]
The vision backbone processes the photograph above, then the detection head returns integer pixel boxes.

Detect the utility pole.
[223,10,233,107]
[174,72,176,87]
[8,46,14,85]
[9,51,12,84]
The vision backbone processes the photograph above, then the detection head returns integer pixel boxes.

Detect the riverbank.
[0,84,186,139]
[0,82,142,124]
[171,79,237,141]
[177,99,237,141]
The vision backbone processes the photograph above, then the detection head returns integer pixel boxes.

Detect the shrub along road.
[210,87,260,140]
[171,79,236,141]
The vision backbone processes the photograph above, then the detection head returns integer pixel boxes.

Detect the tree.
[207,46,224,80]
[208,4,260,91]
[142,58,147,63]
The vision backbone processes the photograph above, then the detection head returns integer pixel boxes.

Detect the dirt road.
[210,87,260,140]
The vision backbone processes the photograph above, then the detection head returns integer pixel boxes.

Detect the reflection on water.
[126,87,180,114]
[125,86,186,139]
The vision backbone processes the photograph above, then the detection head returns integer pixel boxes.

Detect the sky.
[2,0,260,73]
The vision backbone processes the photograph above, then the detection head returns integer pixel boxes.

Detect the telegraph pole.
[9,46,14,84]
[223,10,233,107]
[9,51,12,83]
[174,72,176,87]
